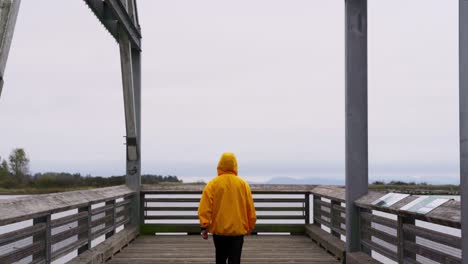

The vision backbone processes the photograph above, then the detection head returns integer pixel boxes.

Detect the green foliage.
[142,174,182,184]
[0,157,8,178]
[8,148,30,185]
[0,148,182,191]
[30,173,182,189]
[371,180,430,186]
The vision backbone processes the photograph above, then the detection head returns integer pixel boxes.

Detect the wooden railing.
[311,186,347,239]
[0,186,136,264]
[0,184,463,264]
[140,184,317,235]
[355,192,461,264]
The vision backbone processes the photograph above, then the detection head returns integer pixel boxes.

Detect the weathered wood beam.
[345,0,368,253]
[142,183,319,194]
[460,0,468,262]
[0,0,20,98]
[119,26,138,150]
[0,185,134,225]
[68,226,138,264]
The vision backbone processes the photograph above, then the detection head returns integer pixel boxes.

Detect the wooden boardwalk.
[107,235,340,264]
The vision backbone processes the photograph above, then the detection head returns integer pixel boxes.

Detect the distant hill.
[264,176,344,185]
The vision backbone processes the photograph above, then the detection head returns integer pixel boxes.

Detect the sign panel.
[371,193,410,207]
[400,196,451,214]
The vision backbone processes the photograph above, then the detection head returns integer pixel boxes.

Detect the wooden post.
[313,195,321,227]
[330,200,341,238]
[304,193,310,224]
[77,205,91,255]
[0,0,21,97]
[119,24,141,229]
[139,193,145,226]
[460,0,468,262]
[359,208,372,255]
[345,0,368,253]
[33,215,51,263]
[106,200,116,239]
[397,216,416,262]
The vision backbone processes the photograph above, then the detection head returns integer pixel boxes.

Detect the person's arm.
[198,183,212,239]
[245,183,256,232]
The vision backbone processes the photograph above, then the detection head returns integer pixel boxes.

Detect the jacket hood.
[217,152,238,176]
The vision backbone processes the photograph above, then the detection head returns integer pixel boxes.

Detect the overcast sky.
[0,0,460,184]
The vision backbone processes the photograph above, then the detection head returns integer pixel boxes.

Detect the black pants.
[213,234,244,264]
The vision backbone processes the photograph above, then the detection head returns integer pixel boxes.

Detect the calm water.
[0,194,461,264]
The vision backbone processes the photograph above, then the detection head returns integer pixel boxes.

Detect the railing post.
[140,193,145,226]
[106,200,116,239]
[304,193,310,224]
[313,195,321,227]
[78,205,91,255]
[330,200,341,238]
[397,215,416,262]
[359,208,372,255]
[33,214,51,263]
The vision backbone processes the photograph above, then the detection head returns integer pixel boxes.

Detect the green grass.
[369,184,459,194]
[0,186,95,195]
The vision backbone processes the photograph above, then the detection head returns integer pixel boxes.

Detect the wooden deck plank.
[107,235,340,264]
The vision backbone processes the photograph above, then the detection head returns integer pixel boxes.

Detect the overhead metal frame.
[85,0,141,50]
[85,0,143,226]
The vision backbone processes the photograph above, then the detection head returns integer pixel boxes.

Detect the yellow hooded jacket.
[198,153,256,236]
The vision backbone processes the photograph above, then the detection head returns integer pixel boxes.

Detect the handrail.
[0,185,137,264]
[141,183,318,193]
[140,184,320,235]
[355,192,461,263]
[0,185,134,225]
[0,184,463,264]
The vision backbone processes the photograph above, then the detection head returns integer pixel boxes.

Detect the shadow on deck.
[107,235,341,264]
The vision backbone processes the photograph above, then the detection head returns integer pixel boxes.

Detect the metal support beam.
[345,0,368,253]
[105,0,141,50]
[84,0,141,50]
[0,0,20,98]
[459,0,468,261]
[84,0,118,41]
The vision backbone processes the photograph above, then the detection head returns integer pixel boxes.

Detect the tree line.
[0,148,181,189]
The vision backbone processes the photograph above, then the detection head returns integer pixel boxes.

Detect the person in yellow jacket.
[198,152,256,264]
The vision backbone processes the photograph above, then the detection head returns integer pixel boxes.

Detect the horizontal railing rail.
[356,191,461,264]
[0,183,462,264]
[311,186,347,239]
[140,184,318,235]
[0,186,136,264]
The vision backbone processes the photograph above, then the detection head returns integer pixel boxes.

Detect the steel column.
[0,0,21,98]
[345,0,368,253]
[460,0,468,261]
